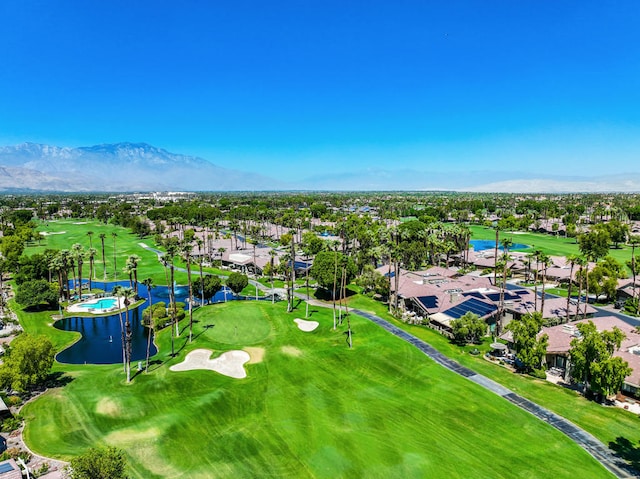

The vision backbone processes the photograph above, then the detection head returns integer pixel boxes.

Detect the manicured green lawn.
[29,219,186,286]
[347,295,640,456]
[470,225,635,268]
[21,301,611,478]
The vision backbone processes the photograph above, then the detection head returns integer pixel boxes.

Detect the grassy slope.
[348,295,640,453]
[20,301,611,479]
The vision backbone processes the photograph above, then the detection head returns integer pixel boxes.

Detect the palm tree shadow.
[193,324,215,341]
[609,437,640,473]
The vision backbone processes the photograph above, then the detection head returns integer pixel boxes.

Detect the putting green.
[21,302,612,478]
[202,303,272,345]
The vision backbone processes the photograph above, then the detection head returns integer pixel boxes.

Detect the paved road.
[352,308,639,479]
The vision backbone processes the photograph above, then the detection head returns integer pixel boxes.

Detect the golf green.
[21,301,612,478]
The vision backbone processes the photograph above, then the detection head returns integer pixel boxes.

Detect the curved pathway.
[352,308,638,479]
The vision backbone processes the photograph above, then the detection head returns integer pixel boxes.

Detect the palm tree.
[160,253,176,356]
[498,237,513,331]
[122,287,136,382]
[87,247,97,291]
[565,254,580,322]
[181,241,194,342]
[112,285,127,374]
[629,235,640,313]
[99,233,107,280]
[269,249,277,305]
[195,239,205,306]
[86,230,94,250]
[126,255,141,295]
[539,252,552,316]
[288,233,295,313]
[71,243,85,300]
[123,262,134,290]
[112,232,118,280]
[142,277,154,372]
[165,243,179,339]
[493,224,501,287]
[218,247,226,268]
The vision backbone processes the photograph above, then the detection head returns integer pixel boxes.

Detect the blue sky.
[1,1,639,183]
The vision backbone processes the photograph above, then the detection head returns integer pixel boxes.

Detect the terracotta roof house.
[542,316,640,396]
[0,460,21,479]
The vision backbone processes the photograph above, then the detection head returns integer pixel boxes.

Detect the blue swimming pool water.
[470,239,529,251]
[78,298,117,309]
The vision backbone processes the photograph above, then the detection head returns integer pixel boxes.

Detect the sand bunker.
[39,231,66,236]
[294,318,319,332]
[170,349,250,379]
[244,347,265,364]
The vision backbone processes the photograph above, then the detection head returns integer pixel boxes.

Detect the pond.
[470,239,529,251]
[55,279,240,365]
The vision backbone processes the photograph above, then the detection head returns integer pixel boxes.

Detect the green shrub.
[530,368,547,380]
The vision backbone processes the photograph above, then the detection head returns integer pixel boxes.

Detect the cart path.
[352,308,638,479]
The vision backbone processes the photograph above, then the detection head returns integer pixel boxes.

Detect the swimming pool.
[78,298,118,309]
[470,240,529,251]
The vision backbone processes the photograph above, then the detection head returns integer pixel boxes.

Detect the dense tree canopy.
[67,446,129,479]
[226,272,249,295]
[569,321,631,401]
[194,275,223,303]
[0,334,55,392]
[450,312,486,345]
[310,251,357,297]
[15,279,58,309]
[506,312,548,373]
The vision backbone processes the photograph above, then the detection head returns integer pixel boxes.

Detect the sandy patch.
[294,318,319,332]
[244,346,265,364]
[39,231,66,236]
[73,221,89,224]
[170,349,250,379]
[105,426,161,445]
[281,345,302,357]
[96,397,121,417]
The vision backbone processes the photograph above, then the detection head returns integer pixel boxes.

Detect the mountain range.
[1,142,639,193]
[0,143,283,192]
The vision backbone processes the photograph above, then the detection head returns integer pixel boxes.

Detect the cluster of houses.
[386,246,640,398]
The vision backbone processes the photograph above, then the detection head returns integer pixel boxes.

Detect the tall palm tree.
[112,232,118,280]
[195,239,205,306]
[493,224,501,287]
[87,247,97,291]
[71,243,84,300]
[539,252,552,316]
[165,243,179,339]
[218,247,226,268]
[123,263,134,290]
[126,255,141,295]
[288,233,295,313]
[269,249,277,305]
[498,237,513,332]
[565,254,580,322]
[629,235,640,313]
[142,277,154,372]
[122,287,136,382]
[160,253,176,356]
[99,233,107,280]
[181,241,194,342]
[112,285,127,374]
[86,230,94,250]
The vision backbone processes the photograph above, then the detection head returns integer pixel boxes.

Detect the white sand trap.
[294,318,319,332]
[244,346,265,364]
[73,221,89,224]
[170,349,250,379]
[39,231,66,236]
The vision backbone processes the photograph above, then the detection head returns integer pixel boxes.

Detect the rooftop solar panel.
[0,463,15,473]
[462,291,484,299]
[416,295,438,309]
[444,297,497,319]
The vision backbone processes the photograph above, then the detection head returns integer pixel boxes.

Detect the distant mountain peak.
[0,142,284,192]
